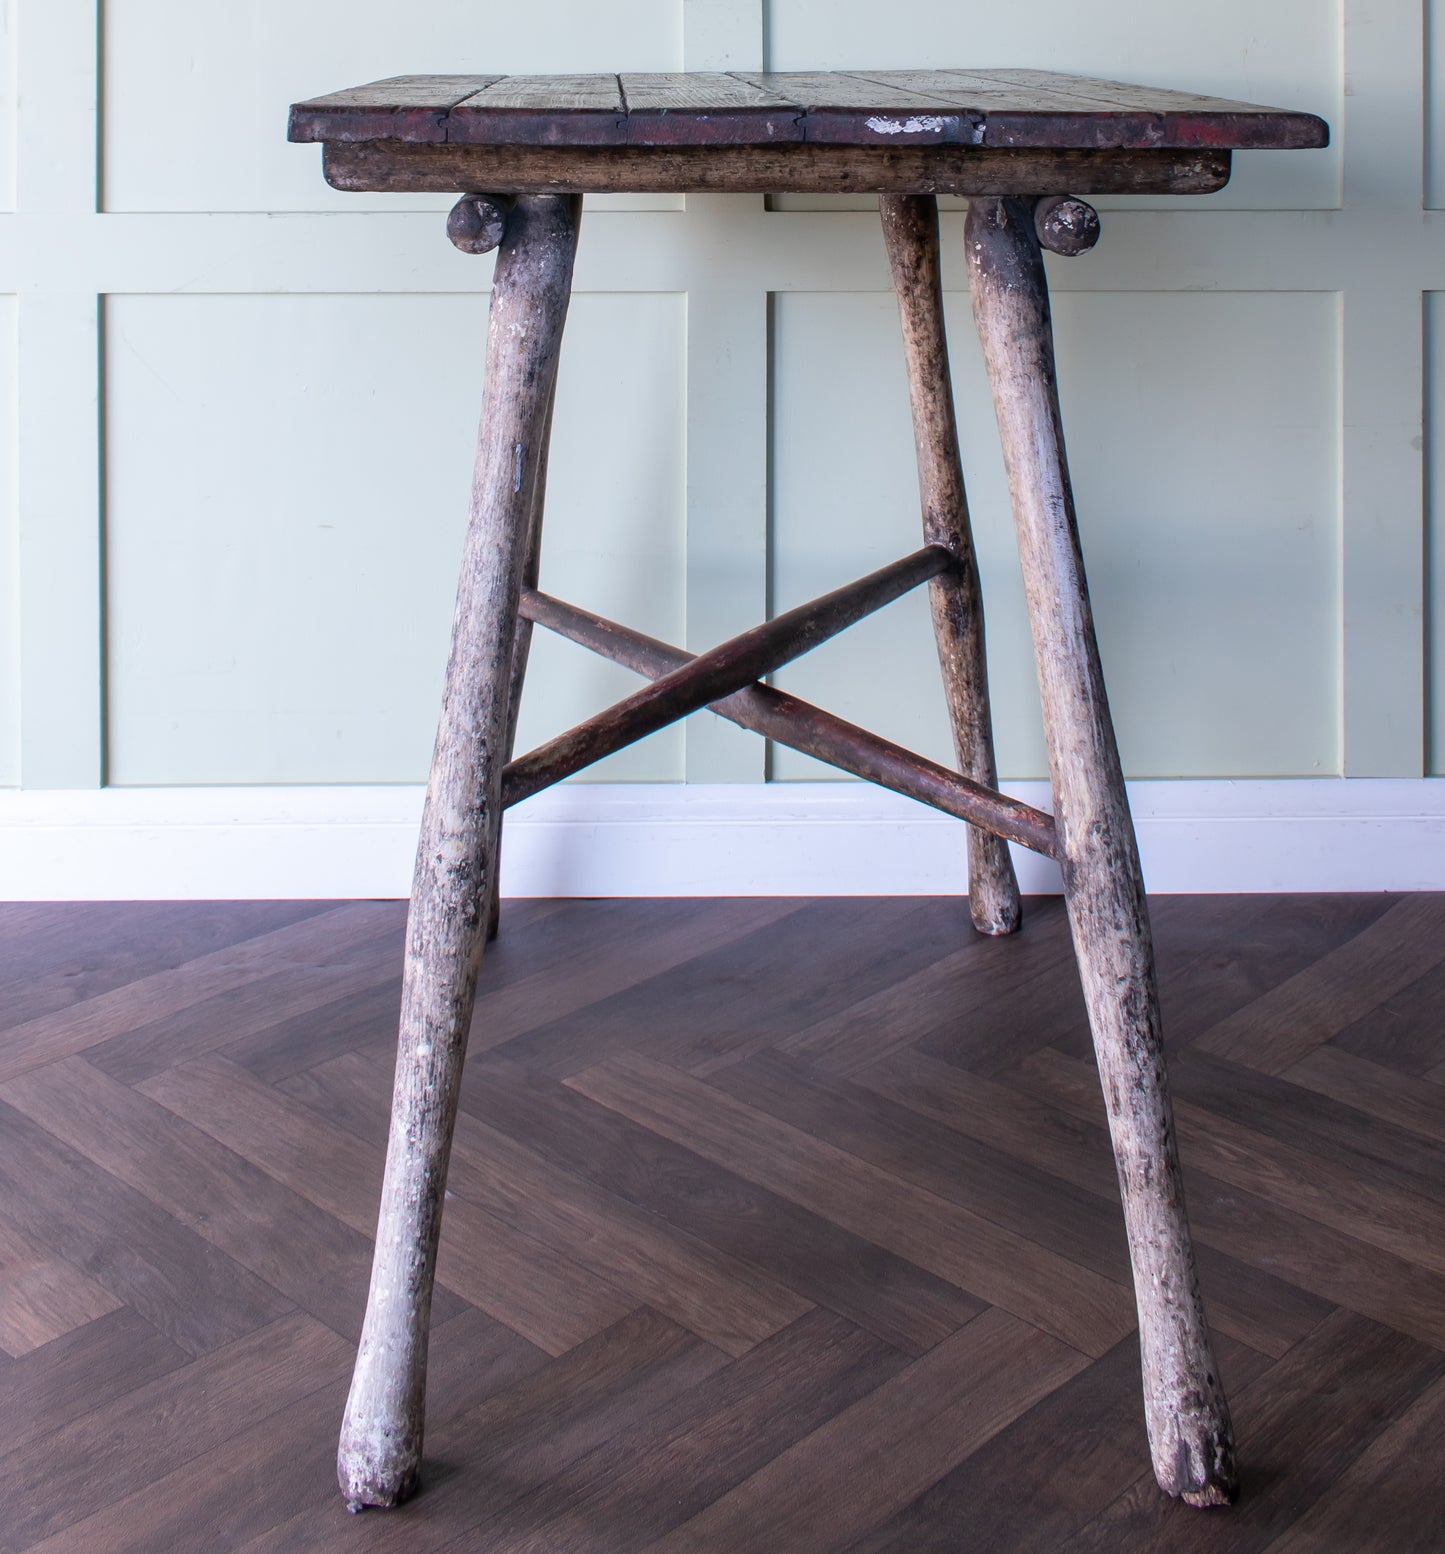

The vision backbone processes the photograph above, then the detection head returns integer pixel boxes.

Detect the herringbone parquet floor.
[2,893,1443,1552]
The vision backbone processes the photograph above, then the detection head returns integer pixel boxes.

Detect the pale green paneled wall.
[104,292,686,785]
[0,294,17,788]
[0,0,1436,789]
[771,291,1340,781]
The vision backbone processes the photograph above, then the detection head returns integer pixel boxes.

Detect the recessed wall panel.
[104,292,686,786]
[765,0,1341,210]
[770,289,1341,782]
[0,296,17,785]
[101,1,683,212]
[0,0,14,211]
[1428,292,1445,774]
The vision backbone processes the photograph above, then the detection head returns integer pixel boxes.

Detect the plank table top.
[288,69,1327,152]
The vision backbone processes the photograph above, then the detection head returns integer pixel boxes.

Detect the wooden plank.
[242,1310,728,1554]
[4,1307,187,1448]
[641,1308,1087,1554]
[567,1052,1136,1356]
[1260,1373,1445,1554]
[0,1096,292,1357]
[1196,894,1445,1073]
[0,900,405,1083]
[1014,1048,1445,1349]
[621,71,801,145]
[83,940,403,1087]
[286,74,501,143]
[0,900,332,1032]
[459,1056,985,1356]
[1057,1310,1445,1553]
[0,1313,351,1551]
[446,74,628,146]
[323,139,1232,197]
[19,1307,544,1554]
[1283,1045,1445,1145]
[481,897,992,1079]
[0,1207,119,1357]
[728,69,978,144]
[855,1047,1332,1361]
[135,1054,634,1356]
[1166,1047,1445,1209]
[1330,955,1445,1076]
[0,1056,465,1344]
[440,1310,904,1553]
[293,1046,815,1356]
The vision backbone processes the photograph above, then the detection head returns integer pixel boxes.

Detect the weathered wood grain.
[335,192,582,1510]
[503,545,951,807]
[640,1308,1087,1554]
[323,138,1233,196]
[967,194,1233,1505]
[0,1209,120,1358]
[518,586,1058,855]
[568,1051,1135,1355]
[881,192,1022,932]
[288,69,1327,150]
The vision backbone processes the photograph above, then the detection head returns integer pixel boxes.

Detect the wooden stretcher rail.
[513,585,1060,858]
[501,544,953,807]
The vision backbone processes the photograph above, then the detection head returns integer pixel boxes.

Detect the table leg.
[964,195,1236,1507]
[880,194,1021,936]
[485,378,560,942]
[337,192,583,1511]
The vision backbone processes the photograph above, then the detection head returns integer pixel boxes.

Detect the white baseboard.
[1,779,1443,900]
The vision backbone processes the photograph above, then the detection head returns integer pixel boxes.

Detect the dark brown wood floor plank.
[1118,892,1391,1054]
[1329,954,1445,1077]
[845,1332,1271,1554]
[0,1095,293,1357]
[710,1046,1136,1283]
[444,1309,904,1553]
[22,1305,546,1554]
[291,1047,815,1355]
[1167,1045,1445,1207]
[85,915,407,1086]
[0,901,405,1083]
[1195,894,1445,1074]
[0,900,338,1031]
[776,895,1076,1076]
[137,1054,636,1355]
[1059,1310,1445,1553]
[0,1056,465,1343]
[465,896,806,1058]
[0,1206,121,1356]
[1012,1047,1445,1347]
[1282,1045,1445,1145]
[240,1310,728,1554]
[567,1052,1134,1356]
[460,1056,984,1355]
[485,898,979,1079]
[1024,1046,1445,1281]
[3,1306,189,1446]
[853,1046,1333,1359]
[640,1308,1088,1554]
[221,973,403,1084]
[0,1313,352,1552]
[1258,1372,1445,1554]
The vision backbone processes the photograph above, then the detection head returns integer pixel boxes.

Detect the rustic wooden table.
[289,69,1327,1519]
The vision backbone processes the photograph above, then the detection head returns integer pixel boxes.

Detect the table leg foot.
[880,193,1020,937]
[337,193,582,1510]
[966,194,1236,1507]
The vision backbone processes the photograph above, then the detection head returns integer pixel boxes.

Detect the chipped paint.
[864,114,957,136]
